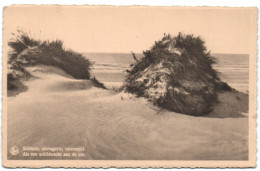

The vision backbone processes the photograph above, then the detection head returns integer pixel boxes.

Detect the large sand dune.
[7,65,248,160]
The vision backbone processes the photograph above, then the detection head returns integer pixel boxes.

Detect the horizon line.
[81,51,249,55]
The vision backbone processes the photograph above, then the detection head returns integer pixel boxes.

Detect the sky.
[4,6,255,54]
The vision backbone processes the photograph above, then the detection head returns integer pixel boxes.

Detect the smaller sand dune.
[18,65,98,93]
[27,65,74,79]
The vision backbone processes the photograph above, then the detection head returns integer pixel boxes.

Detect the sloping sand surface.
[7,65,248,160]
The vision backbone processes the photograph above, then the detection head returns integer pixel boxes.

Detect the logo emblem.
[10,146,19,155]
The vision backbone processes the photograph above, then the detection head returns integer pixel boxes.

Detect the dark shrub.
[124,33,232,116]
[8,30,92,82]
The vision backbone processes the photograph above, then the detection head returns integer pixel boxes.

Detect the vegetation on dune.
[7,30,104,92]
[124,33,233,116]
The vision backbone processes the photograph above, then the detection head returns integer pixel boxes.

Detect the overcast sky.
[4,6,254,54]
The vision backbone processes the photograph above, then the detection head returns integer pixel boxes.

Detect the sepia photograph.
[2,5,257,168]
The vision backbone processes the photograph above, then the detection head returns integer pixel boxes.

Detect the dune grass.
[8,30,92,80]
[124,33,232,115]
[125,33,232,91]
[126,33,219,81]
[7,30,106,92]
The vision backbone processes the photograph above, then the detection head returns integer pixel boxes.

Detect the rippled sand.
[7,66,248,160]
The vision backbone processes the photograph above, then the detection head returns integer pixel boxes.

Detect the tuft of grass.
[8,29,92,80]
[127,33,219,79]
[124,33,233,115]
[90,77,106,89]
[125,33,228,89]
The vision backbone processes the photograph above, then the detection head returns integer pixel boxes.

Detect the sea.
[84,53,249,93]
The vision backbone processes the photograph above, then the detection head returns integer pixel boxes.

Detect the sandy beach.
[7,65,248,160]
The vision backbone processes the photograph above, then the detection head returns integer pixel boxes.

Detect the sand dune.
[7,65,248,160]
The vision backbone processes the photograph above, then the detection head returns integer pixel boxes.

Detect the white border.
[0,0,259,170]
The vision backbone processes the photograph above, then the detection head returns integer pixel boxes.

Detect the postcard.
[2,5,257,168]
